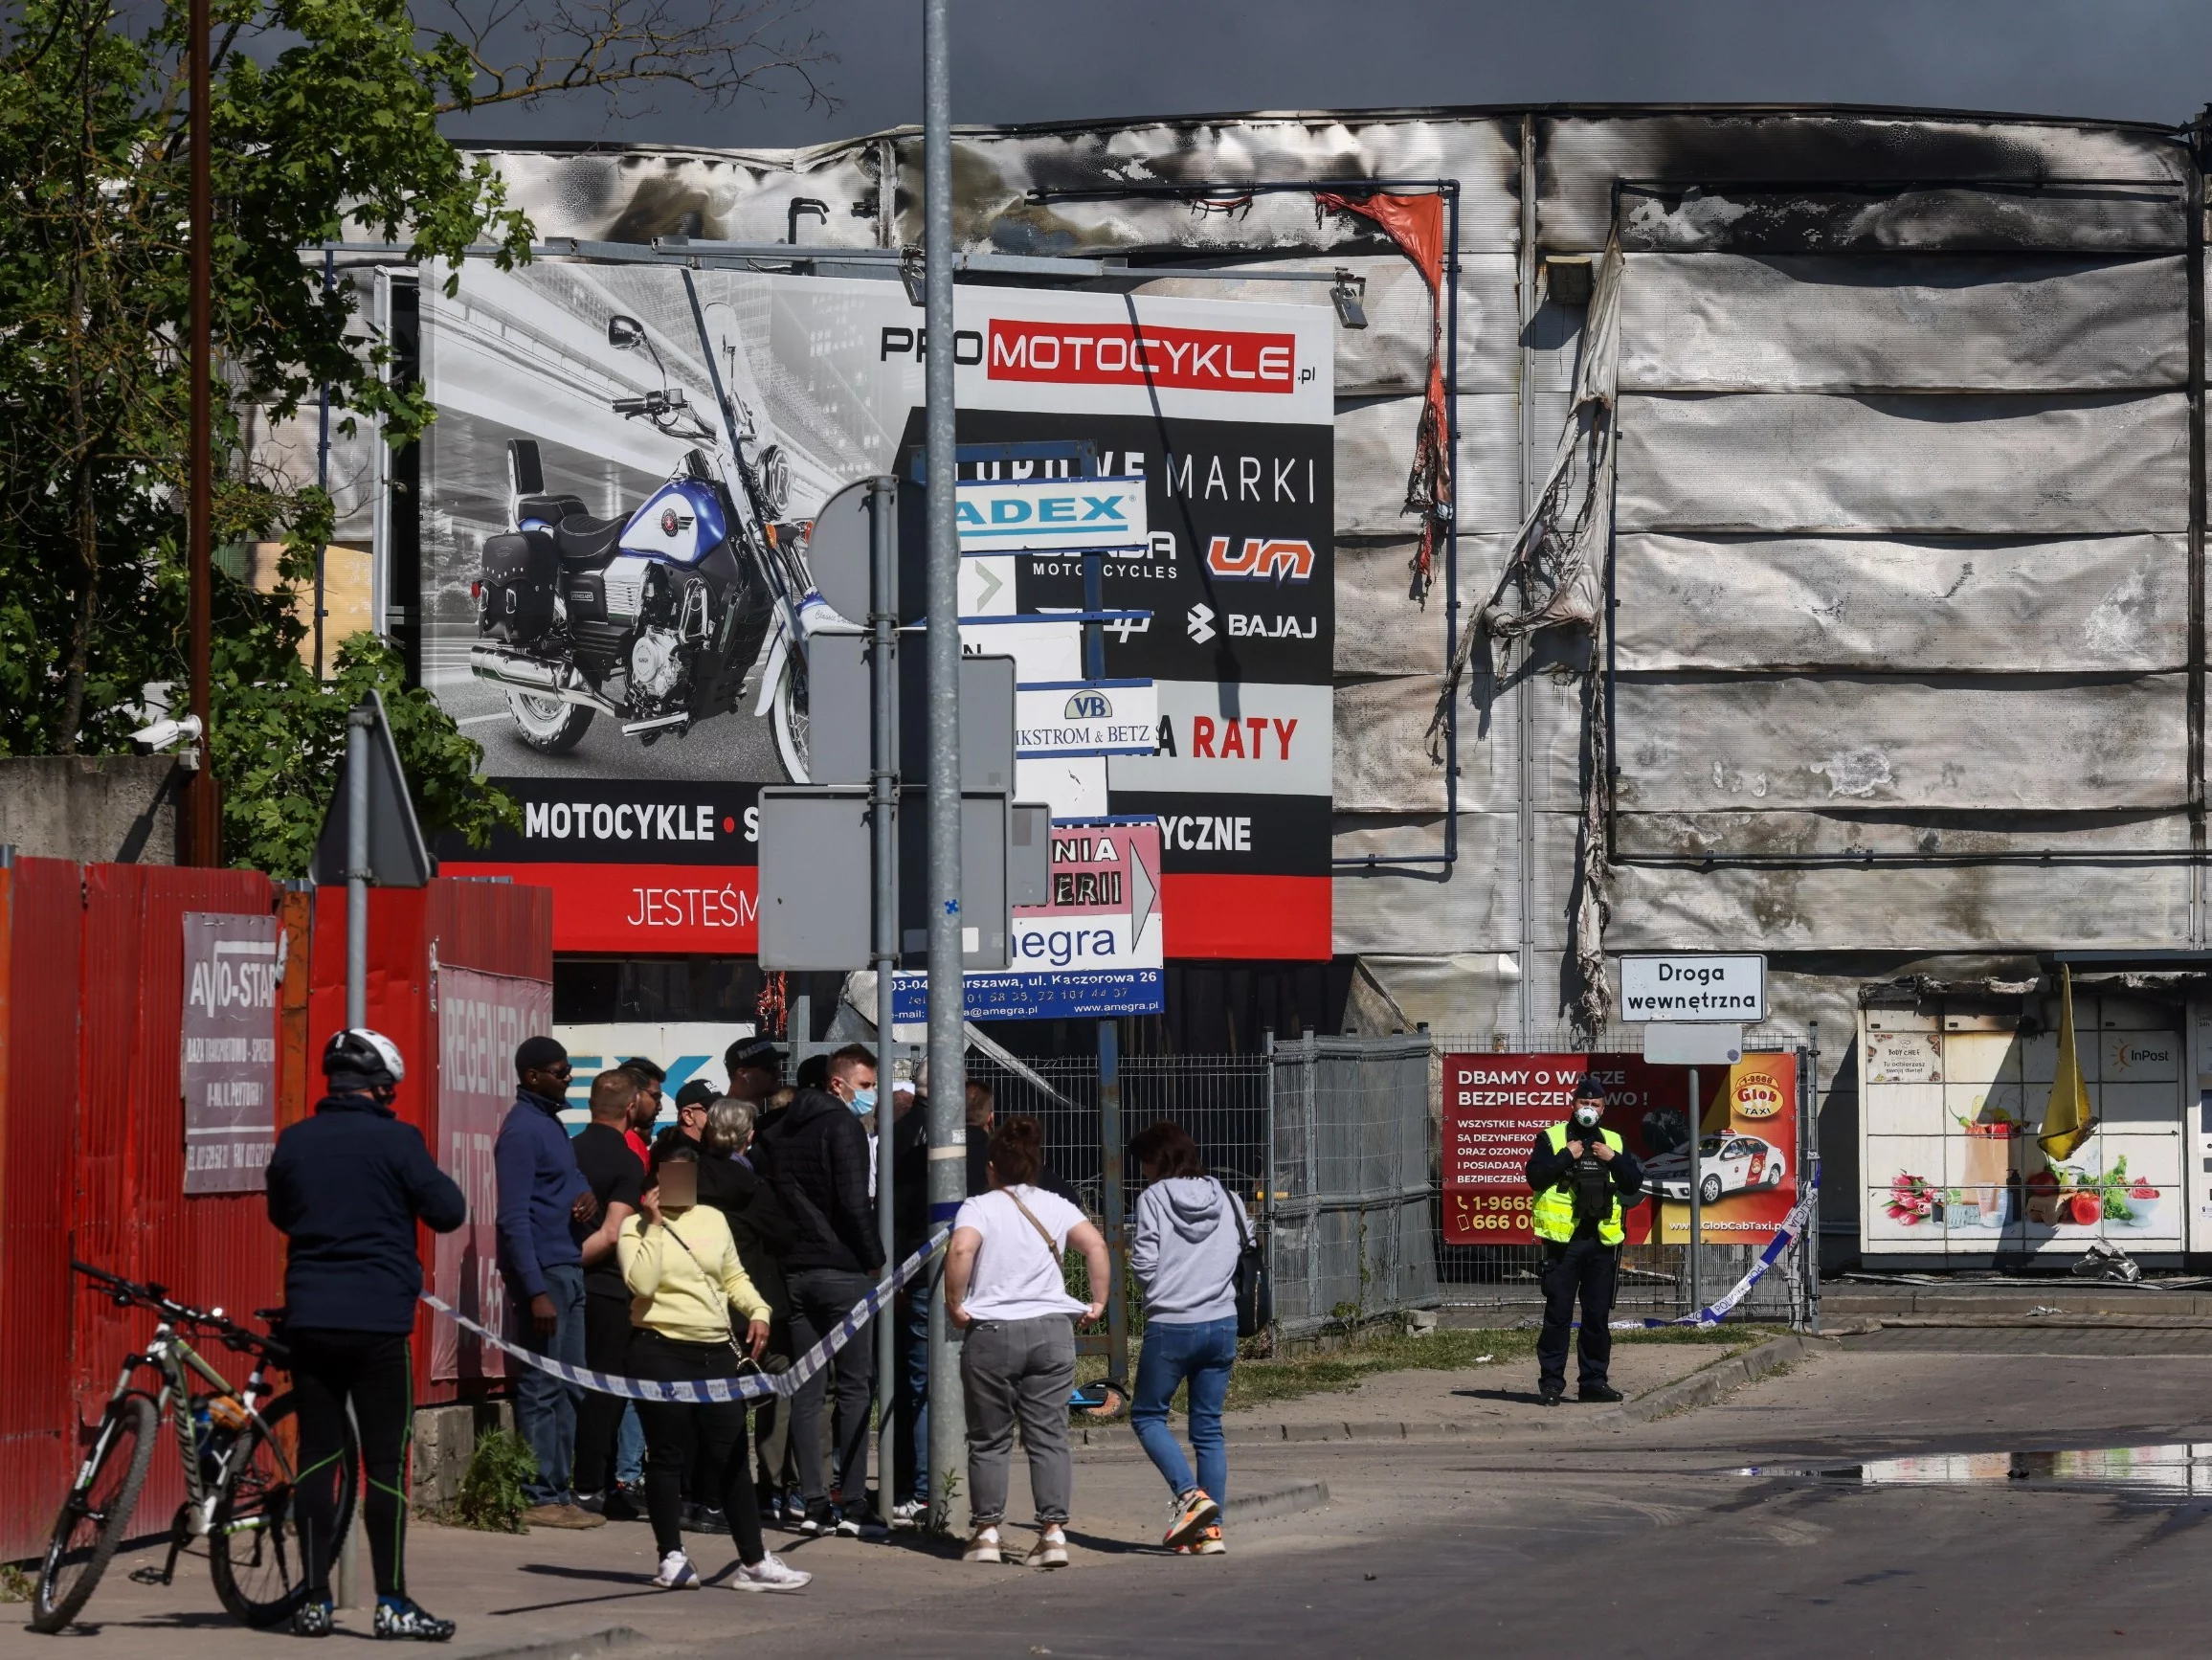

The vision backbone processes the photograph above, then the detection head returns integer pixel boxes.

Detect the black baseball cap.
[1573,1073,1607,1100]
[674,1079,718,1110]
[726,1035,780,1074]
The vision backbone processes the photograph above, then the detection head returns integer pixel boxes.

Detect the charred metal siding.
[461,110,2207,1203]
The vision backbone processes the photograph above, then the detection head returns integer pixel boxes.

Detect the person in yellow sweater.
[618,1143,812,1592]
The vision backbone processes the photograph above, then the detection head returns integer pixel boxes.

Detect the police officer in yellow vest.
[1524,1075,1643,1405]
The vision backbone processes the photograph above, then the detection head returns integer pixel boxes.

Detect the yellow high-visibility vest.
[1531,1121,1625,1245]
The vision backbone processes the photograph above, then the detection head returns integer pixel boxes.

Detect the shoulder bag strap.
[1003,1187,1063,1260]
[1216,1178,1254,1250]
[655,1213,749,1368]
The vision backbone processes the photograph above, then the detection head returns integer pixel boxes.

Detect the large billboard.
[421,264,1334,960]
[1441,1051,1803,1247]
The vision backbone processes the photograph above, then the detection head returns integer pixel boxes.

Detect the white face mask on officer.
[1572,1102,1603,1133]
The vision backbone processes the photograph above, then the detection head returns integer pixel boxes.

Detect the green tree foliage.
[0,0,828,869]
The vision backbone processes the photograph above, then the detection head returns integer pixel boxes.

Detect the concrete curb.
[1586,1333,1822,1428]
[1837,1312,2212,1332]
[1228,1478,1330,1523]
[453,1626,648,1660]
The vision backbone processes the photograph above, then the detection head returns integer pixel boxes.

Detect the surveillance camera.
[130,713,202,756]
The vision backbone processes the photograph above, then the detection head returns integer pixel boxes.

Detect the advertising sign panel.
[179,912,281,1195]
[895,819,1164,1021]
[433,966,552,1380]
[1441,1050,1801,1247]
[419,265,1332,959]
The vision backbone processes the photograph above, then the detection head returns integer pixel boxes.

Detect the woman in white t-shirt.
[944,1118,1110,1569]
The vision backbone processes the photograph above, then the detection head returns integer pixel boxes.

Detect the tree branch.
[430,0,835,118]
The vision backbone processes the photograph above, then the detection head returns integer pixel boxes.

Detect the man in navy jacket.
[267,1028,464,1640]
[493,1034,602,1528]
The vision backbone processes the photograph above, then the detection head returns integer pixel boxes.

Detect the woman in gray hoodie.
[1128,1121,1249,1556]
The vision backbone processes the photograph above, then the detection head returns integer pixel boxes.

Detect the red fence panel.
[0,858,85,1563]
[70,864,287,1536]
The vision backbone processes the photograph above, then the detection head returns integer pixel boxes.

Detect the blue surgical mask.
[849,1087,877,1115]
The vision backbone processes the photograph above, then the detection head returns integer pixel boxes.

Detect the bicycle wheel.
[211,1392,356,1627]
[32,1394,158,1632]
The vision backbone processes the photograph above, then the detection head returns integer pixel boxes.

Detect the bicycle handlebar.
[70,1259,284,1355]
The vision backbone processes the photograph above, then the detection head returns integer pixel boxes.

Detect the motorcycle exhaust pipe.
[469,645,620,717]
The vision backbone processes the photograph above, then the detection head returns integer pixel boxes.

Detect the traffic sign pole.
[1687,1066,1701,1320]
[868,473,900,1523]
[921,0,968,1534]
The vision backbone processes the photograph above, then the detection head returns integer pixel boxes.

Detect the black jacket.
[695,1153,799,1326]
[266,1093,467,1335]
[1525,1124,1644,1243]
[755,1088,885,1274]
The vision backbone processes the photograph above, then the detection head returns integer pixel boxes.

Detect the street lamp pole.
[185,0,218,864]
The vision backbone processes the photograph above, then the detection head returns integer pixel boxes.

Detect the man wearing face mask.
[1525,1074,1643,1406]
[752,1043,886,1537]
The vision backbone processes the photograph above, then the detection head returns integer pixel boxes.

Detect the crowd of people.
[262,1022,1255,1640]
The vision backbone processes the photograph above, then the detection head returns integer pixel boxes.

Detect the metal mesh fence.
[1429,1030,1816,1327]
[1266,1035,1439,1338]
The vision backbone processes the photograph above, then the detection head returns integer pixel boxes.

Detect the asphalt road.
[13,1331,2207,1660]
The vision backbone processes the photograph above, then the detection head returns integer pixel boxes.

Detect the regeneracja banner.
[422,264,1335,959]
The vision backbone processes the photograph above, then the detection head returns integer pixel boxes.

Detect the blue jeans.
[1130,1315,1238,1504]
[510,1263,586,1506]
[616,1404,645,1487]
[890,1289,930,1505]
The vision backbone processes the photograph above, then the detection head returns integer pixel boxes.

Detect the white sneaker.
[963,1525,1003,1564]
[654,1550,701,1589]
[1024,1526,1069,1569]
[888,1499,927,1531]
[733,1551,812,1593]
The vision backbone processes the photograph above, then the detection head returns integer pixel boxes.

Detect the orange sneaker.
[1174,1523,1225,1556]
[1163,1488,1220,1549]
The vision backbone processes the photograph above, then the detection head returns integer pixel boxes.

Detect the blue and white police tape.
[420,1227,948,1405]
[1611,1174,1821,1331]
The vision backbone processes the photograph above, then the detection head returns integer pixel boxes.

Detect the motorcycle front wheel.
[771,655,810,781]
[506,690,594,754]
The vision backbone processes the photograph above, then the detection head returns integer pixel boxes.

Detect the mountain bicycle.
[31,1261,355,1633]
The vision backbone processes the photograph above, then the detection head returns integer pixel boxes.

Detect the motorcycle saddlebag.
[480,529,558,642]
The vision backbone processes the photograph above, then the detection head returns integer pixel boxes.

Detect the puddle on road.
[1739,1443,2212,1494]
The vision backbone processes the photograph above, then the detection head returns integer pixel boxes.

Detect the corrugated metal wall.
[0,859,84,1562]
[0,866,548,1556]
[306,878,552,1407]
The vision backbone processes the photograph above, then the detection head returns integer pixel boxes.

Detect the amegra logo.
[1204,536,1316,582]
[986,320,1302,393]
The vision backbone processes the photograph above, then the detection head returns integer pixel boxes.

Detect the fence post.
[1098,1018,1128,1384]
[1805,1021,1821,1334]
[1262,1029,1276,1346]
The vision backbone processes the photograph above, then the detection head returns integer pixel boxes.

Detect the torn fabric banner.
[1611,1175,1821,1331]
[421,1228,948,1403]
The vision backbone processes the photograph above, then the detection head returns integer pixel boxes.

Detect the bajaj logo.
[1064,691,1113,720]
[1186,603,1217,644]
[1205,536,1316,582]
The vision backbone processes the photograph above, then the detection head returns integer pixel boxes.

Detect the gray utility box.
[808,634,1016,796]
[755,786,1012,972]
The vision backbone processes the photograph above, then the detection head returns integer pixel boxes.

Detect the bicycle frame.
[89,1314,287,1541]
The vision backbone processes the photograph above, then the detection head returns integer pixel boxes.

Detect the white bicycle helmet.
[323,1027,406,1090]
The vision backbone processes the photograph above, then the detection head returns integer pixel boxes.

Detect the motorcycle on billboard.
[467,274,832,780]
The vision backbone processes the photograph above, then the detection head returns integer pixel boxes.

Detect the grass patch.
[0,1562,33,1604]
[1220,1324,1776,1411]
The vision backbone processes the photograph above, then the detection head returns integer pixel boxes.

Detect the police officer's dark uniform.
[1523,1078,1643,1405]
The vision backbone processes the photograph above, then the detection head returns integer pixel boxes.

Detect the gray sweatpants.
[960,1315,1076,1527]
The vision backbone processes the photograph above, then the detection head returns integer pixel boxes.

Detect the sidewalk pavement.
[0,1338,1754,1658]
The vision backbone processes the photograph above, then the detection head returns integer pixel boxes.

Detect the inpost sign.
[1620,954,1767,1023]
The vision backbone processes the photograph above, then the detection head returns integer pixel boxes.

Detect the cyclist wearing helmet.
[266,1028,466,1641]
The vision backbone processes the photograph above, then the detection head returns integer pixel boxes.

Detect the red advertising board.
[1441,1050,1802,1247]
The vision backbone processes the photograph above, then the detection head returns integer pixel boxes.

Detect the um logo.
[1204,536,1315,582]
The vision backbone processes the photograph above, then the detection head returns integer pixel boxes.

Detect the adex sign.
[1620,954,1767,1023]
[956,477,1148,553]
